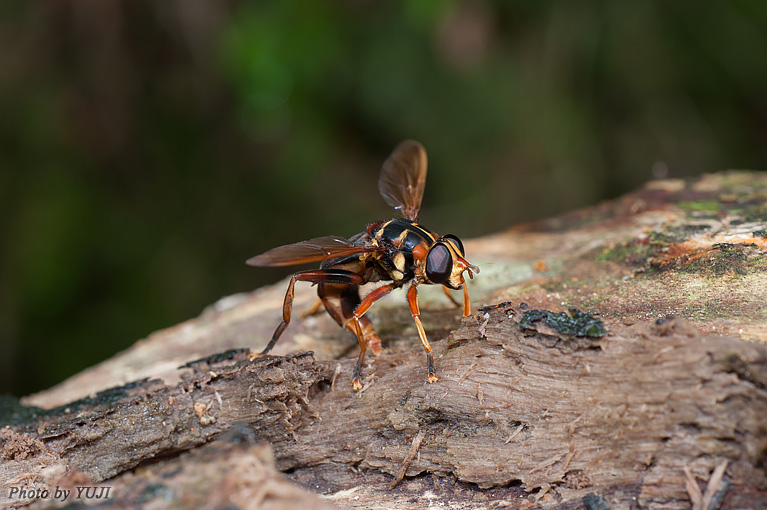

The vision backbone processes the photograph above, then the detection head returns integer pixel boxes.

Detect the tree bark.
[2,171,767,509]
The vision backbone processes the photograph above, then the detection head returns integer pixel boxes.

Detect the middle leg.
[348,282,401,389]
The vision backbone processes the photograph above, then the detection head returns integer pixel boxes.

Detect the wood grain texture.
[2,310,765,508]
[4,171,767,509]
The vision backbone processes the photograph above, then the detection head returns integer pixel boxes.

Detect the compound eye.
[442,234,465,256]
[426,242,453,284]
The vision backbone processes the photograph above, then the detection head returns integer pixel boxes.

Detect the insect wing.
[246,235,382,267]
[378,139,428,221]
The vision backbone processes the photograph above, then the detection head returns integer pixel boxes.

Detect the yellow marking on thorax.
[392,252,406,272]
[393,229,408,249]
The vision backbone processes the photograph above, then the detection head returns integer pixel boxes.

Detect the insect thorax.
[371,218,439,281]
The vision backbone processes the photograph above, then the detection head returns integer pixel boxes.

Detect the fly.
[247,140,479,389]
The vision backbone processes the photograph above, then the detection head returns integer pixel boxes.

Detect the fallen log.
[2,310,765,509]
[2,171,767,509]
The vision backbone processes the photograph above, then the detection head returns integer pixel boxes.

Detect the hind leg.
[259,270,365,356]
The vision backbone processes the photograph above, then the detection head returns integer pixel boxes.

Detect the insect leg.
[407,282,438,383]
[349,282,400,390]
[318,282,383,356]
[261,269,366,355]
[299,298,324,319]
[460,276,472,317]
[442,286,461,308]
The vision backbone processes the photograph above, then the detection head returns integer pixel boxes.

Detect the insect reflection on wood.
[247,140,479,390]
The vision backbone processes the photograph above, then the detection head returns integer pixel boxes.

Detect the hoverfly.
[247,140,479,390]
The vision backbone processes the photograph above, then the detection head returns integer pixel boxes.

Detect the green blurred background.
[2,1,766,397]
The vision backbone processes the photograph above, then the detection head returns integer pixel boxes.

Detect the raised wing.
[378,140,428,221]
[246,235,383,267]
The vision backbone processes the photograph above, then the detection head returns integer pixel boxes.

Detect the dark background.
[2,1,766,397]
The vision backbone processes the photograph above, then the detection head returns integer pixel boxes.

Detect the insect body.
[247,140,479,390]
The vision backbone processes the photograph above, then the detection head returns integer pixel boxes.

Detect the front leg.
[407,281,438,383]
[460,276,472,317]
[442,286,461,308]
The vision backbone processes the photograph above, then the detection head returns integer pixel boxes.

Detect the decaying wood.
[2,312,766,509]
[2,171,767,509]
